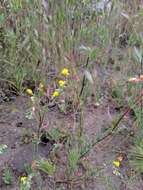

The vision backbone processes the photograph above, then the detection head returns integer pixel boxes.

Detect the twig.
[79,57,89,97]
[55,175,94,185]
[80,91,143,158]
[140,56,143,124]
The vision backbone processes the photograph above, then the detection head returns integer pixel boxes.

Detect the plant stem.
[79,56,89,97]
[80,91,143,158]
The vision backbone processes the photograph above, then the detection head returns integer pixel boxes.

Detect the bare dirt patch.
[0,94,142,189]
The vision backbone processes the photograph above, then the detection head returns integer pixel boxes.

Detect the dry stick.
[80,91,143,159]
[141,56,143,125]
[56,175,94,185]
[78,56,90,148]
[37,110,45,138]
[79,56,89,97]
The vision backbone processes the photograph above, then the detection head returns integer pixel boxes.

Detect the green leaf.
[0,14,5,24]
[84,70,93,84]
[0,144,8,155]
[2,168,13,185]
[133,47,142,63]
[69,148,80,172]
[37,159,56,176]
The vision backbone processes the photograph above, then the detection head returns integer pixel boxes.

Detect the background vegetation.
[0,0,143,189]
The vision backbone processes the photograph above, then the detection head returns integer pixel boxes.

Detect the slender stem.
[141,56,143,125]
[37,110,45,139]
[80,92,143,158]
[79,57,89,97]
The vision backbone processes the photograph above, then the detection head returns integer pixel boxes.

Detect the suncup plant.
[17,68,71,189]
[25,68,70,141]
[19,175,32,190]
[23,65,97,185]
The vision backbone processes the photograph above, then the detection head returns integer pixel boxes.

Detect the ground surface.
[0,60,143,189]
[0,91,143,189]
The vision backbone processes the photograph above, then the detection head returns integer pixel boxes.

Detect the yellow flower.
[52,90,60,97]
[113,160,120,167]
[61,68,69,77]
[26,88,33,96]
[30,96,36,103]
[39,82,44,89]
[38,82,45,93]
[58,80,66,87]
[20,176,27,182]
[113,169,121,176]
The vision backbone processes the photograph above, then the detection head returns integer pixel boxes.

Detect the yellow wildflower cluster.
[26,88,33,96]
[61,68,69,77]
[52,90,60,97]
[113,160,120,167]
[26,68,69,99]
[52,68,69,98]
[112,155,124,177]
[112,161,121,176]
[20,176,27,182]
[39,82,44,89]
[112,169,121,176]
[58,80,66,87]
[26,82,45,97]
